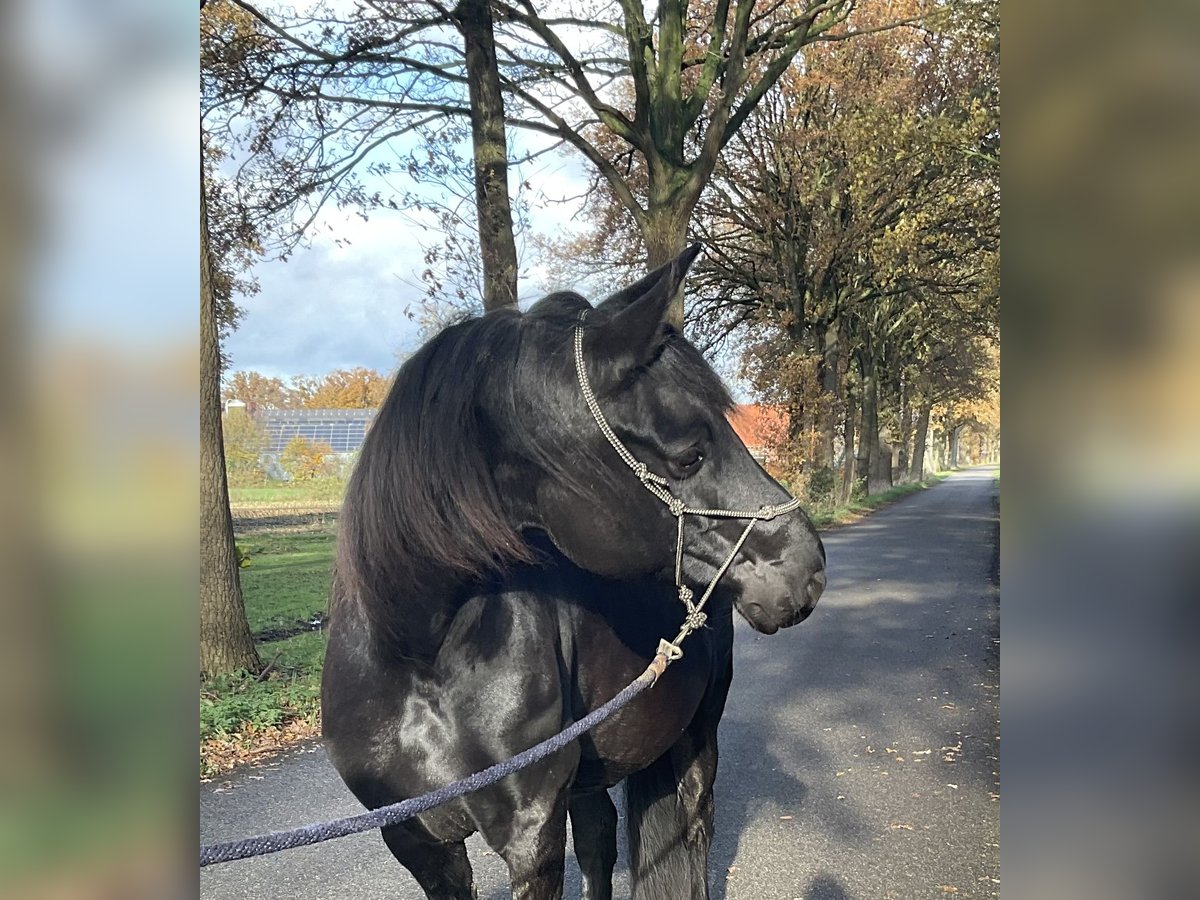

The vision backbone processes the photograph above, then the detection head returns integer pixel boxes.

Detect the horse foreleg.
[380,823,477,900]
[668,720,720,897]
[569,790,618,900]
[489,789,570,900]
[627,665,731,900]
[626,751,692,899]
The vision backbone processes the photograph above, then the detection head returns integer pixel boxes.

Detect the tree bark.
[896,380,911,480]
[909,401,932,481]
[201,165,262,678]
[840,385,857,503]
[456,0,518,312]
[858,365,892,496]
[644,202,690,328]
[871,429,894,494]
[819,323,840,469]
[855,363,876,495]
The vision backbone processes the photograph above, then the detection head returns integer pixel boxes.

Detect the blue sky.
[222,141,596,381]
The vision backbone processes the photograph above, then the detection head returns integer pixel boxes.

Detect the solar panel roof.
[257,408,378,454]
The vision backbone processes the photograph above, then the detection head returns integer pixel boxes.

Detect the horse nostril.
[805,569,827,607]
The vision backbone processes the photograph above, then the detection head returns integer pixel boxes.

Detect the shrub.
[805,466,836,505]
[223,408,270,485]
[280,436,336,481]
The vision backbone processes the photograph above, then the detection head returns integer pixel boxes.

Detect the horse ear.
[597,244,703,313]
[589,245,702,380]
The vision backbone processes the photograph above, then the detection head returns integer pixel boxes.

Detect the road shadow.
[489,474,1000,899]
[701,474,1000,898]
[804,874,853,899]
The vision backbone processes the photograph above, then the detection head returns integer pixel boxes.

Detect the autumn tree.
[280,436,336,482]
[201,0,268,677]
[217,0,919,326]
[221,369,289,409]
[302,368,392,409]
[222,405,270,485]
[675,0,998,497]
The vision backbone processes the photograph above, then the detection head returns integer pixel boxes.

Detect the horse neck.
[334,564,476,667]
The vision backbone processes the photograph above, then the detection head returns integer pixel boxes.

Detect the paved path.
[201,467,1000,899]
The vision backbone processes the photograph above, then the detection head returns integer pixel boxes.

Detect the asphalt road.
[201,467,1000,899]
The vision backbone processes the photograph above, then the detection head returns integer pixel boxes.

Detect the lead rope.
[573,314,802,661]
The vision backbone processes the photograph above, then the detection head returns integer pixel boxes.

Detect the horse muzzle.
[733,551,826,634]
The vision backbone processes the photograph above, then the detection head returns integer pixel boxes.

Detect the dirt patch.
[255,612,328,644]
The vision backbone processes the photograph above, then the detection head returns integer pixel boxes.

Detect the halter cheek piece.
[574,312,803,660]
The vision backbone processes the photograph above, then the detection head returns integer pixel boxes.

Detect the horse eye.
[675,448,704,473]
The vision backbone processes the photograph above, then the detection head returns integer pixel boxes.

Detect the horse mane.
[333,308,535,660]
[332,291,735,661]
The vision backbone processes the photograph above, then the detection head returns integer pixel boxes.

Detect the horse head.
[500,246,826,634]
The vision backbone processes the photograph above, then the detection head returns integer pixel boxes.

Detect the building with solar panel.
[258,407,377,452]
[240,407,375,478]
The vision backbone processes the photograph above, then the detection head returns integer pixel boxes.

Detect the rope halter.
[573,312,803,661]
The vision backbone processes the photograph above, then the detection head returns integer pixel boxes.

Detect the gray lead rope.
[201,652,672,866]
[573,314,802,658]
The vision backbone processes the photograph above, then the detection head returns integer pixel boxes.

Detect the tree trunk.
[201,166,262,678]
[859,367,892,496]
[644,202,690,329]
[855,365,876,495]
[909,401,932,481]
[871,430,894,494]
[840,386,857,503]
[456,0,518,312]
[818,322,839,469]
[896,380,911,480]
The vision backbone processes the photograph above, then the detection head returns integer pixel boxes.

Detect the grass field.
[806,473,950,529]
[228,478,347,505]
[200,527,335,777]
[201,471,951,776]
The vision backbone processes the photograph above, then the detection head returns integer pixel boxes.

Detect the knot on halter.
[683,608,708,632]
[668,497,685,517]
[678,584,694,606]
[633,462,651,483]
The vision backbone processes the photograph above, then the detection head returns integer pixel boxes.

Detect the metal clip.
[657,638,684,662]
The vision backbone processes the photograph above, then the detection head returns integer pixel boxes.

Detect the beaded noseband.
[573,312,802,660]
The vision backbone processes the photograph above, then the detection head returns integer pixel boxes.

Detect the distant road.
[202,467,1000,899]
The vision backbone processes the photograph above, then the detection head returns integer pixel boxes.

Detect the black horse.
[321,246,827,900]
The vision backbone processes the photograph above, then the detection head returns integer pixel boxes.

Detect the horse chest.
[571,632,716,788]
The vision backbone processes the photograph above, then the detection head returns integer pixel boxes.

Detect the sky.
[215,0,647,381]
[214,1,755,392]
[222,147,599,380]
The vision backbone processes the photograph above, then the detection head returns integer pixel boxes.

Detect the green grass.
[807,473,950,529]
[201,531,336,756]
[229,478,347,505]
[201,631,326,741]
[236,529,337,632]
